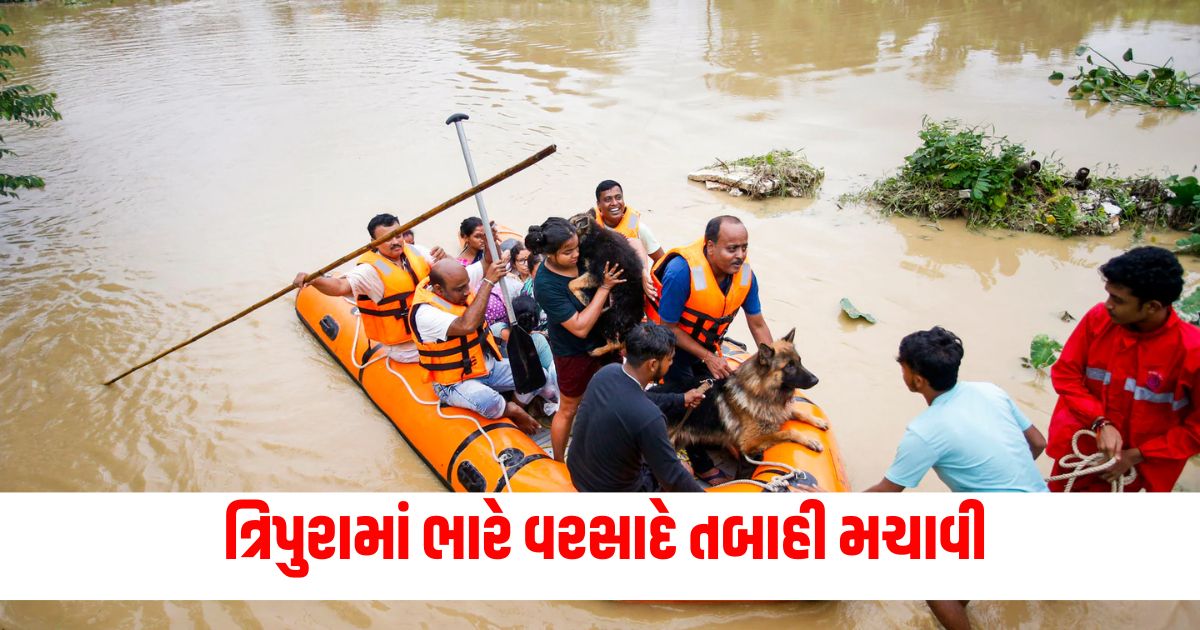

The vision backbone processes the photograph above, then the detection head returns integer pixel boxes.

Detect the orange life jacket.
[595,206,641,239]
[648,238,753,353]
[409,278,501,385]
[354,247,430,345]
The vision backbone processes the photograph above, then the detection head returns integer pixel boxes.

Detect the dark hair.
[459,216,483,238]
[367,213,399,238]
[625,322,675,367]
[527,252,544,276]
[507,241,526,264]
[704,215,742,244]
[1099,246,1184,305]
[525,217,576,255]
[513,295,539,331]
[595,179,622,201]
[897,326,964,391]
[402,229,414,238]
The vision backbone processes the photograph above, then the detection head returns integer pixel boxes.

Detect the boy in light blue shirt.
[865,326,1048,630]
[866,326,1047,493]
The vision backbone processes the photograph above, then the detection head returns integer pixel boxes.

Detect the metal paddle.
[446,113,546,395]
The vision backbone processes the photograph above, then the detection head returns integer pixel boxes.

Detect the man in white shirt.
[293,214,447,363]
[411,259,556,433]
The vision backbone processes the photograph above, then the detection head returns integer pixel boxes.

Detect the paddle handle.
[448,115,518,323]
[103,144,557,386]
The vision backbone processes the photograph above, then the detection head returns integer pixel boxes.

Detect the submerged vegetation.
[1050,46,1199,110]
[688,149,824,199]
[859,119,1200,237]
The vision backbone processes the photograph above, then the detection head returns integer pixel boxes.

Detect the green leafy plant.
[1165,175,1199,208]
[1175,233,1200,256]
[1021,334,1063,371]
[1052,46,1199,111]
[0,17,61,198]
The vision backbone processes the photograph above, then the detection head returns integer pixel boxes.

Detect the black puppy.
[567,212,646,357]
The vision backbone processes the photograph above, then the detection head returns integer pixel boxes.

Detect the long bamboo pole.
[103,144,557,386]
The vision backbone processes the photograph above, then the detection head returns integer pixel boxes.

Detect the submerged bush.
[859,119,1199,237]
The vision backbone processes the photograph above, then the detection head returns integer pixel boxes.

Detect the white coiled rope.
[1044,428,1137,493]
[347,304,516,492]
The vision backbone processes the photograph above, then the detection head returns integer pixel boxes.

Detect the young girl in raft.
[456,217,487,265]
[526,217,626,462]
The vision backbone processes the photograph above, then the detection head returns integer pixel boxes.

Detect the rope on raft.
[711,453,807,492]
[347,301,516,493]
[1044,428,1137,492]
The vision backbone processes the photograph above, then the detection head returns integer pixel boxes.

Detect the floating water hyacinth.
[1051,46,1199,111]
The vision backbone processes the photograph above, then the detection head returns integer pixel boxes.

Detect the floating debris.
[688,149,824,199]
[839,298,876,324]
[855,118,1200,237]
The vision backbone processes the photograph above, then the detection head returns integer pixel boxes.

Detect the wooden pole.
[103,144,557,386]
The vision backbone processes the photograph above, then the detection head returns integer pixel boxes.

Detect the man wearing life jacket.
[1047,246,1200,492]
[595,179,665,262]
[410,258,555,434]
[595,179,663,299]
[648,215,775,485]
[293,214,445,363]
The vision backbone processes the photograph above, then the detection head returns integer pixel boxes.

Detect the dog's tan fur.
[670,330,827,456]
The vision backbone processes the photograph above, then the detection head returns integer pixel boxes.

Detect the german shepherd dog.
[566,212,646,357]
[657,329,828,456]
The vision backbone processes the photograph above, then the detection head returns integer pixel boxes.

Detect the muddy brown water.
[2,1,1199,627]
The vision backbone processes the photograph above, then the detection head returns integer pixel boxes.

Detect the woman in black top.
[527,217,625,462]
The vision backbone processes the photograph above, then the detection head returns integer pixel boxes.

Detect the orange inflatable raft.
[295,266,849,494]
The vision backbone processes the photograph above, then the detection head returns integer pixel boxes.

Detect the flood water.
[2,0,1199,627]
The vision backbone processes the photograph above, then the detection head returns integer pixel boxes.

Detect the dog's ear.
[756,343,775,366]
[781,328,796,344]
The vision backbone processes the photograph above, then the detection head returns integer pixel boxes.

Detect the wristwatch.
[1091,417,1112,432]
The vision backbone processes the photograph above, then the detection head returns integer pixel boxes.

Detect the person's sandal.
[697,468,733,487]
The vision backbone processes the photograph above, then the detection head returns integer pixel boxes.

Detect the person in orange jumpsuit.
[1048,246,1200,492]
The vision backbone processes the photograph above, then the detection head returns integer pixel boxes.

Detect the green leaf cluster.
[0,16,60,198]
[1021,334,1063,371]
[892,118,1051,226]
[1053,46,1200,111]
[1165,175,1199,208]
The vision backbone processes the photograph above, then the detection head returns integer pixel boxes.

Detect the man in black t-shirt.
[568,323,707,492]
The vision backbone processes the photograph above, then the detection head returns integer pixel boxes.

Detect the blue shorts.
[433,358,557,419]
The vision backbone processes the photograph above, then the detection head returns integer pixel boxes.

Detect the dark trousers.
[662,351,718,474]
